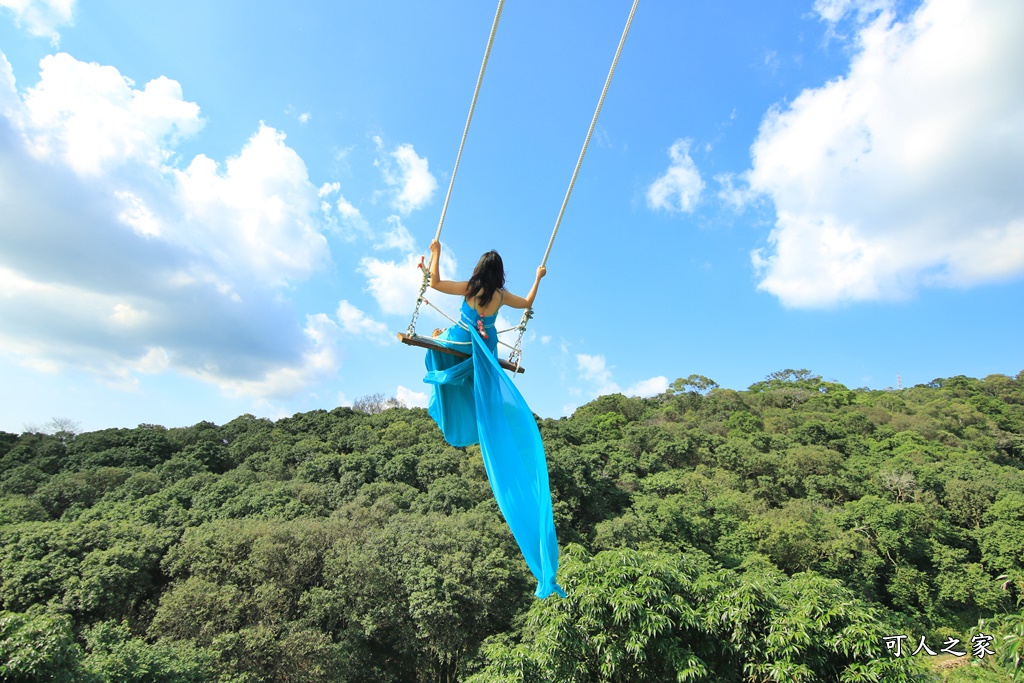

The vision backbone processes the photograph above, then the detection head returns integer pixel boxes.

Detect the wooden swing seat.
[397,333,525,374]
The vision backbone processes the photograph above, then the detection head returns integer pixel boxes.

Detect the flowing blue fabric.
[424,300,565,599]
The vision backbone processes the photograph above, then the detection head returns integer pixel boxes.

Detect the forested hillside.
[2,371,1023,682]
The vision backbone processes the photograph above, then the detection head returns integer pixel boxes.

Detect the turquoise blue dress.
[424,298,565,599]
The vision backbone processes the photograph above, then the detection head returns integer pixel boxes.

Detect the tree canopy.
[2,373,1023,682]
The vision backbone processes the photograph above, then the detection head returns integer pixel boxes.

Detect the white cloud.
[360,247,457,317]
[191,314,341,400]
[746,0,1024,307]
[174,123,329,286]
[374,215,415,252]
[22,53,203,174]
[646,139,704,213]
[573,352,667,402]
[0,0,74,43]
[10,52,333,289]
[298,112,311,124]
[115,190,163,237]
[0,53,16,113]
[715,172,759,211]
[0,51,339,402]
[814,0,893,24]
[133,346,170,374]
[336,300,390,343]
[319,181,370,238]
[335,193,369,235]
[0,252,334,400]
[359,253,428,317]
[16,54,328,288]
[375,138,437,214]
[391,144,437,212]
[397,385,428,408]
[576,353,620,396]
[109,302,148,328]
[625,375,669,398]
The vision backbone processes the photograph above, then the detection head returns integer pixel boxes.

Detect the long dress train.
[424,299,565,599]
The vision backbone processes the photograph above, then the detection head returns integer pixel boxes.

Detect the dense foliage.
[2,370,1022,682]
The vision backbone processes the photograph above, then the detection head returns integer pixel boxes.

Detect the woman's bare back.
[467,290,505,318]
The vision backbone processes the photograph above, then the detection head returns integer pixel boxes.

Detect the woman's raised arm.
[428,240,468,296]
[504,265,547,309]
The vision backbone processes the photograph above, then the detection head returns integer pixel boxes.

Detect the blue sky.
[1,0,1022,433]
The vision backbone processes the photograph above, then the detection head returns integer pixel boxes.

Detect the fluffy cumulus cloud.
[359,253,428,317]
[646,139,704,213]
[576,354,620,395]
[360,246,457,320]
[397,385,428,408]
[0,51,339,399]
[374,135,437,214]
[336,300,390,344]
[374,215,415,252]
[746,0,1024,307]
[0,0,74,42]
[715,172,759,212]
[319,181,371,239]
[574,353,669,402]
[625,375,669,398]
[21,53,204,174]
[173,123,329,285]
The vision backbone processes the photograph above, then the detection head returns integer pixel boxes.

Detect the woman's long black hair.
[465,250,505,308]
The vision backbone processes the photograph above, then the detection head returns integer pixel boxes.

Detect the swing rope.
[506,0,640,372]
[403,0,640,374]
[407,0,505,338]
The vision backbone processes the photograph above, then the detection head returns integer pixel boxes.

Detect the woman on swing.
[427,239,546,338]
[422,238,563,600]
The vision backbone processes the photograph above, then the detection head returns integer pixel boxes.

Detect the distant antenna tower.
[897,373,902,390]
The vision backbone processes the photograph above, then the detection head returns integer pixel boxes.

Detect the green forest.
[2,370,1023,682]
